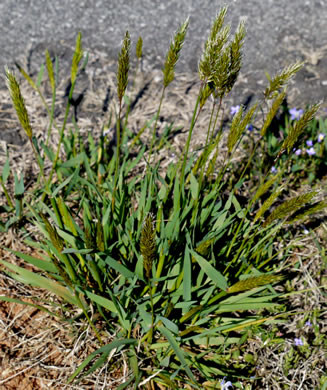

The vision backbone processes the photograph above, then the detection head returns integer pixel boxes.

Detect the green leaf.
[36,63,45,88]
[173,175,180,213]
[190,250,228,291]
[126,347,139,379]
[126,145,146,175]
[189,172,199,200]
[214,301,279,313]
[158,316,179,335]
[2,157,10,182]
[51,172,76,197]
[40,141,55,162]
[84,290,117,313]
[102,203,111,227]
[68,338,136,383]
[165,210,180,242]
[158,326,198,385]
[4,248,57,274]
[212,211,227,230]
[225,192,233,210]
[62,248,93,255]
[232,195,246,218]
[117,376,135,390]
[0,259,78,306]
[0,295,59,318]
[158,182,167,201]
[103,254,134,279]
[14,173,24,196]
[183,247,191,301]
[58,152,85,168]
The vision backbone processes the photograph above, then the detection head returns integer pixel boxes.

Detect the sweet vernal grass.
[113,30,131,210]
[148,18,189,167]
[1,6,326,388]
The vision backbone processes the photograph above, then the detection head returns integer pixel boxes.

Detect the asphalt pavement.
[0,0,326,106]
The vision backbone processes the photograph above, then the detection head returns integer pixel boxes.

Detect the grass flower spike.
[6,68,33,139]
[279,103,320,156]
[71,32,83,84]
[199,6,245,98]
[264,62,304,99]
[117,30,131,104]
[228,274,284,293]
[40,213,64,252]
[136,36,143,60]
[162,17,189,88]
[45,49,55,92]
[199,6,229,83]
[140,213,156,279]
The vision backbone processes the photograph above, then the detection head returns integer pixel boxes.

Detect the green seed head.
[140,213,156,279]
[6,68,33,139]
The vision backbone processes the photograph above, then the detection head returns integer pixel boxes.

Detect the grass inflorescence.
[0,6,326,389]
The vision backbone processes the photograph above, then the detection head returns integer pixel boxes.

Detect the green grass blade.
[84,290,118,313]
[68,339,136,383]
[103,254,134,279]
[0,259,78,306]
[2,157,10,182]
[158,326,198,385]
[183,246,191,301]
[4,248,57,274]
[190,249,228,291]
[36,63,45,88]
[0,295,60,318]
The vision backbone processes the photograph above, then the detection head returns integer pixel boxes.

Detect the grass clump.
[0,6,325,389]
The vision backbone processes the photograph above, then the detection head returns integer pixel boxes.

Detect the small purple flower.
[271,166,277,174]
[306,147,316,156]
[230,105,240,116]
[318,133,325,143]
[305,320,312,327]
[247,124,254,132]
[289,108,304,121]
[294,337,304,346]
[294,149,302,156]
[306,140,313,147]
[220,377,233,389]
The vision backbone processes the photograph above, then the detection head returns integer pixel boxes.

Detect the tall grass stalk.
[113,31,131,210]
[148,18,189,168]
